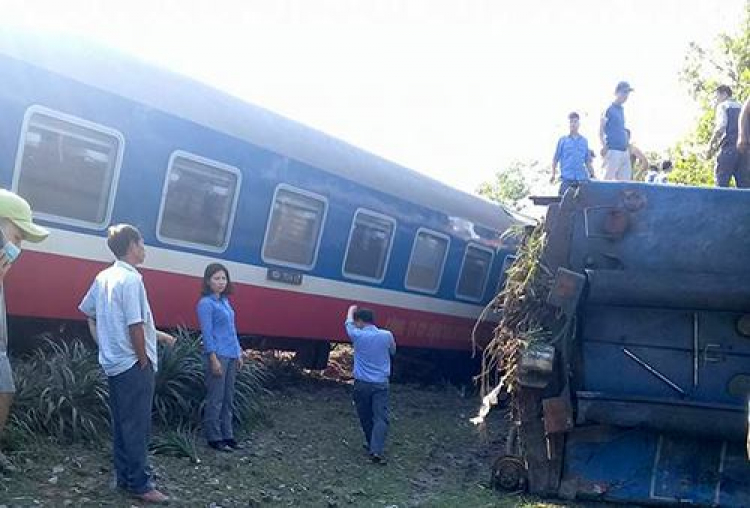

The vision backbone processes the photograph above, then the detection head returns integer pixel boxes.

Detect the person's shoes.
[136,489,170,504]
[208,440,233,452]
[0,451,17,473]
[223,439,244,450]
[370,453,387,465]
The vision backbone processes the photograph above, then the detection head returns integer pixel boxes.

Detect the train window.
[405,228,449,294]
[343,209,396,283]
[262,185,328,270]
[13,107,123,229]
[456,244,494,301]
[157,151,241,251]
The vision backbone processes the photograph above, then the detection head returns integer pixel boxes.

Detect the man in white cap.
[0,189,49,472]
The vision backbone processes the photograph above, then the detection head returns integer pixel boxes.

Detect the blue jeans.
[203,355,237,443]
[716,146,750,188]
[108,362,155,495]
[352,380,389,456]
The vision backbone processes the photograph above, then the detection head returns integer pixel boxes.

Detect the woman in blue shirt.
[197,263,243,452]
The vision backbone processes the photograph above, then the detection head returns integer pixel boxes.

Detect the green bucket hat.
[0,189,49,243]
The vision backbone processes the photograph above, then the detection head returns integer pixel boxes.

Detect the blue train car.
[0,31,519,364]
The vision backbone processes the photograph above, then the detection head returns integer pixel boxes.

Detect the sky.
[1,0,746,196]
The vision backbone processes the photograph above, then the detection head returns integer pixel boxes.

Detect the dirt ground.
[1,365,590,507]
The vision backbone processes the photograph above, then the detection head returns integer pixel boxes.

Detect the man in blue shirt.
[345,304,396,464]
[600,81,634,181]
[551,112,593,196]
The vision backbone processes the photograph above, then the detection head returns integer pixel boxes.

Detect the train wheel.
[294,342,331,370]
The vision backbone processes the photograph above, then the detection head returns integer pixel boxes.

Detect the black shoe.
[208,440,233,452]
[370,453,386,465]
[223,439,244,450]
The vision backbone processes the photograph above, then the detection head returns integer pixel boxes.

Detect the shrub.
[10,338,109,443]
[154,328,270,430]
[153,329,206,426]
[150,425,201,464]
[10,329,269,445]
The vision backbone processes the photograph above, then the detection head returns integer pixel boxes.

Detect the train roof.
[0,30,522,233]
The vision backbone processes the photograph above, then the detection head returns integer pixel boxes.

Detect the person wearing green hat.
[0,189,49,473]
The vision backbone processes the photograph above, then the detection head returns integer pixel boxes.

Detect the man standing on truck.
[625,129,650,180]
[345,304,396,464]
[550,112,593,195]
[737,96,750,181]
[708,85,746,188]
[600,81,634,181]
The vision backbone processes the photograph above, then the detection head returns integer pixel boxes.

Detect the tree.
[671,4,749,186]
[477,161,536,210]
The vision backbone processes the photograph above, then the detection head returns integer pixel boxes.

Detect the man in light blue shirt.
[345,304,396,464]
[551,112,593,196]
[79,224,175,505]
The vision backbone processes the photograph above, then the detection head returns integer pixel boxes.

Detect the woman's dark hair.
[201,263,233,297]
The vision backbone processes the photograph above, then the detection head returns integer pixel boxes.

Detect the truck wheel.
[491,455,527,492]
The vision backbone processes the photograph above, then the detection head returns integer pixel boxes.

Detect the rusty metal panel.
[542,396,573,435]
[546,268,585,315]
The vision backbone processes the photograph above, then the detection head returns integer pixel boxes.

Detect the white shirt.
[715,99,742,133]
[78,260,158,376]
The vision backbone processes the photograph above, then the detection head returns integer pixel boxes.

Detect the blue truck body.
[514,181,750,506]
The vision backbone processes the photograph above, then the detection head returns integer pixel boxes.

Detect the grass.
[0,371,596,507]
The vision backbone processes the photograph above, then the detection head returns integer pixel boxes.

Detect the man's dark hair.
[661,160,673,171]
[201,262,234,297]
[354,308,374,324]
[568,112,580,120]
[716,85,733,97]
[107,224,142,259]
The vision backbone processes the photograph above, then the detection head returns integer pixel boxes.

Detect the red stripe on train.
[4,251,491,350]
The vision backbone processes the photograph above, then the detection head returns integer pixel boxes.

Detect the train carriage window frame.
[155,150,242,253]
[261,184,328,271]
[342,208,397,284]
[12,105,125,230]
[455,243,495,302]
[404,228,450,295]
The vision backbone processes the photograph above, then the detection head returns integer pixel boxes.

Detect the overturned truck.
[489,181,750,506]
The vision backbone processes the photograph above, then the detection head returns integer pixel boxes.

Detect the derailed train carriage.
[495,181,750,506]
[0,30,521,370]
